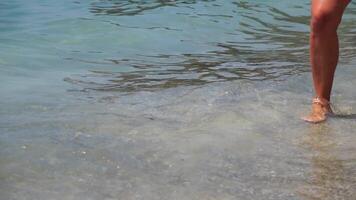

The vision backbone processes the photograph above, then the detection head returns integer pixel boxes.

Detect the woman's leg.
[303,0,350,123]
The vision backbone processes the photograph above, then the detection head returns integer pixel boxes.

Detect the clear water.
[1,1,356,199]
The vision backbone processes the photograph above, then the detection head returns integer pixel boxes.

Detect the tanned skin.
[302,0,350,123]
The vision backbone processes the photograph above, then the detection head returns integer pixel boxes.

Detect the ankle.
[313,96,330,106]
[312,96,333,113]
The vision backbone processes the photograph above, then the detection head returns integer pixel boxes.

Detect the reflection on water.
[61,0,356,93]
[298,125,354,200]
[90,0,196,16]
[64,57,303,92]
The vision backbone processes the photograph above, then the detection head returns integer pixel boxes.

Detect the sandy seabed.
[1,60,356,200]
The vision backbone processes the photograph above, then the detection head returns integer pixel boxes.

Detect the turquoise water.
[1,1,356,199]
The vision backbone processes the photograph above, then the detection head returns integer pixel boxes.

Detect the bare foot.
[302,97,333,123]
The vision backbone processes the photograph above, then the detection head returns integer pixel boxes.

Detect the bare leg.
[302,0,350,123]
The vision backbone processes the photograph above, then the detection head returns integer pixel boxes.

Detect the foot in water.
[302,97,333,123]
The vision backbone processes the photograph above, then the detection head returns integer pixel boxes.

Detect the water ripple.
[63,0,356,93]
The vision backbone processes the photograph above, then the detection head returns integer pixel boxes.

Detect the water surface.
[1,1,356,199]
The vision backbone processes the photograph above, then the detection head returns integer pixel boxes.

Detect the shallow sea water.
[1,1,356,200]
